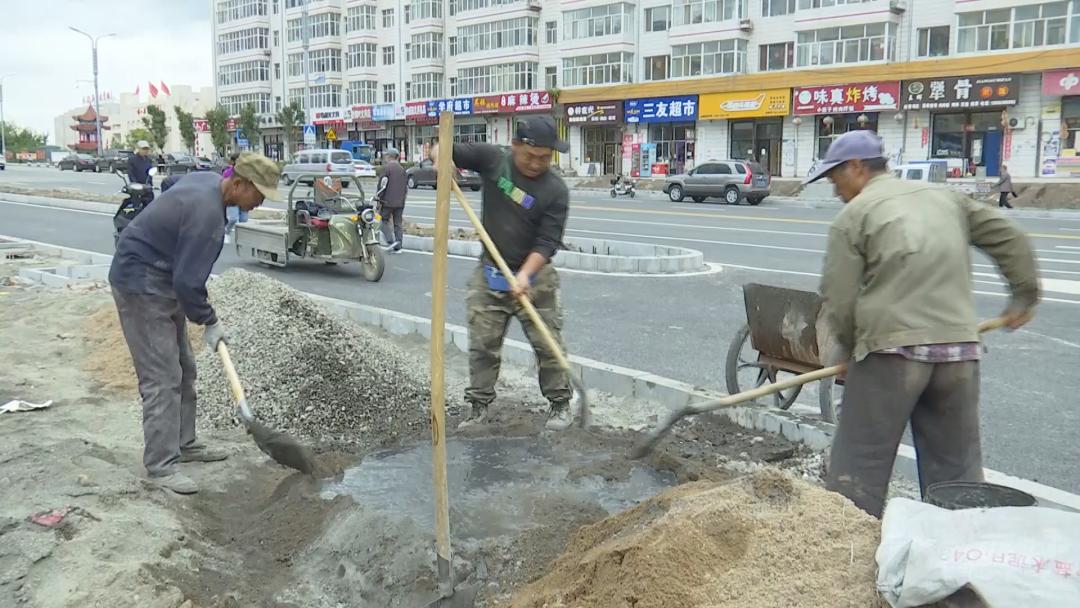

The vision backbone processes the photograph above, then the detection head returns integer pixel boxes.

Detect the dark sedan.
[58,154,98,172]
[405,158,482,191]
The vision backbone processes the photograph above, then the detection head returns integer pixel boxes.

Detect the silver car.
[282,148,356,187]
[663,160,771,205]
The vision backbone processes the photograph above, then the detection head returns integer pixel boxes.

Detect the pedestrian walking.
[432,115,574,430]
[805,130,1040,518]
[996,164,1017,209]
[109,153,281,495]
[375,148,407,253]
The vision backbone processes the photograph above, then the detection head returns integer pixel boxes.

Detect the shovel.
[216,342,315,475]
[449,180,592,428]
[631,317,1007,459]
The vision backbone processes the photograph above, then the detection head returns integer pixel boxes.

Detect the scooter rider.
[129,141,156,202]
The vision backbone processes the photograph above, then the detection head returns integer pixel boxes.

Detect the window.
[457,61,537,95]
[404,4,410,23]
[672,0,746,26]
[273,30,280,47]
[796,23,897,66]
[762,0,795,17]
[563,3,634,40]
[274,62,281,79]
[816,113,877,159]
[216,27,269,56]
[275,95,282,111]
[287,49,342,77]
[346,43,377,69]
[414,0,442,20]
[454,123,487,143]
[797,0,872,7]
[410,72,443,100]
[759,42,794,71]
[383,83,396,103]
[286,12,341,43]
[449,36,457,55]
[649,124,694,173]
[643,55,670,80]
[454,0,523,12]
[546,21,557,44]
[273,0,278,14]
[562,52,633,87]
[410,32,443,61]
[309,84,341,109]
[545,65,557,89]
[218,60,271,87]
[458,17,537,54]
[645,6,670,31]
[958,2,1072,52]
[221,92,272,115]
[216,0,267,24]
[449,77,458,96]
[382,8,394,27]
[917,26,950,57]
[671,39,747,77]
[346,4,377,32]
[382,45,395,65]
[347,80,378,105]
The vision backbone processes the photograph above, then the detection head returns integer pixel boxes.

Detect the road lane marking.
[1017,328,1080,349]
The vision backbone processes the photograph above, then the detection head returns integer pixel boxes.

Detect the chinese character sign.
[624,96,699,124]
[498,91,552,113]
[793,82,900,115]
[901,75,1019,110]
[426,98,474,117]
[565,102,623,124]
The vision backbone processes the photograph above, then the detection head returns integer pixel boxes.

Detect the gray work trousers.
[825,354,984,518]
[381,206,404,246]
[111,288,199,477]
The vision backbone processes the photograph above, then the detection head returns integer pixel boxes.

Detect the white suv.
[281,149,355,187]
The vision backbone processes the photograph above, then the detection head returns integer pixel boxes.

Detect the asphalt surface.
[3,165,1080,492]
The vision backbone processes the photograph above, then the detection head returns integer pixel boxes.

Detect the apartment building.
[211,0,1080,177]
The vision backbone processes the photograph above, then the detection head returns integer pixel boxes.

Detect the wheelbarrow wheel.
[724,324,801,410]
[361,244,385,282]
[818,376,843,424]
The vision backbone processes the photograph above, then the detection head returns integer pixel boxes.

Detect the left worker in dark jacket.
[128,140,155,188]
[109,153,282,495]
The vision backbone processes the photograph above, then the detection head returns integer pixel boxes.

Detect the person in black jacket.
[375,148,407,252]
[128,140,155,186]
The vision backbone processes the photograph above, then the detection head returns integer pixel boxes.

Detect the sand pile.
[507,469,884,608]
[194,269,431,447]
[82,306,139,395]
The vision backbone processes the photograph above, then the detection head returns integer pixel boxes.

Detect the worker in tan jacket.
[805,130,1040,518]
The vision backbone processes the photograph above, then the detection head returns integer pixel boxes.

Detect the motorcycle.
[610,177,636,198]
[112,166,157,247]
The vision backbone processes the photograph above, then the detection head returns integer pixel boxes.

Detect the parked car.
[405,159,482,191]
[195,157,216,172]
[162,153,204,175]
[663,160,771,205]
[96,149,133,173]
[281,148,356,188]
[58,154,98,172]
[892,162,947,184]
[353,159,376,178]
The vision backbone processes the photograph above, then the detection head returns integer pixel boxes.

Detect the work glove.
[203,321,228,352]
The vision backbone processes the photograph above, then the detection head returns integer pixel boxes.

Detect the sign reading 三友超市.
[901,74,1019,110]
[793,82,900,115]
[565,101,623,125]
[624,96,698,123]
[698,89,790,120]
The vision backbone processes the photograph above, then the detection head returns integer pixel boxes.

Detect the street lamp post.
[0,74,12,162]
[69,27,116,157]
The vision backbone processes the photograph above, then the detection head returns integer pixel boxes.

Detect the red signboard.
[226,118,238,131]
[793,81,901,115]
[350,105,373,121]
[1043,69,1080,96]
[405,101,438,125]
[193,119,209,133]
[473,95,501,114]
[499,91,552,113]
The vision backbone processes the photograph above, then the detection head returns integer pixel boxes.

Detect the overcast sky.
[0,0,213,139]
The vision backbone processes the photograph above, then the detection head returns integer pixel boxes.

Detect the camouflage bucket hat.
[233,152,282,201]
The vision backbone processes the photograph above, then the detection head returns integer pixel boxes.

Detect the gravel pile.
[195,269,431,448]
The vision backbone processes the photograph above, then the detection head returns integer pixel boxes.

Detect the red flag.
[134,84,140,96]
[160,81,171,96]
[148,82,159,98]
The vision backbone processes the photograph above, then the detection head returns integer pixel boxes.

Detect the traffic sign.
[235,128,245,140]
[325,128,337,141]
[303,124,316,145]
[237,138,250,149]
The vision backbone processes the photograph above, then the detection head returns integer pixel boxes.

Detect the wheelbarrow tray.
[741,283,828,373]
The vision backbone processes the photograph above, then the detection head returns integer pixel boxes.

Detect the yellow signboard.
[326,128,338,141]
[698,89,791,120]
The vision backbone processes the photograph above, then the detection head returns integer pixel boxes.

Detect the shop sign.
[349,105,372,122]
[565,101,622,125]
[698,89,789,120]
[901,74,1019,110]
[312,109,344,126]
[624,95,698,123]
[192,119,209,133]
[499,90,552,113]
[372,104,396,121]
[1042,69,1080,96]
[226,118,238,131]
[793,82,900,115]
[426,98,473,117]
[473,95,501,114]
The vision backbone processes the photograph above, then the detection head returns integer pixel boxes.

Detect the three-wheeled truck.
[233,172,386,281]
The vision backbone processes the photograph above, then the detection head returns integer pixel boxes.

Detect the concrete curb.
[5,233,1079,511]
[0,192,117,214]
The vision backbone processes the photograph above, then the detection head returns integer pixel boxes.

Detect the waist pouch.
[484,265,535,292]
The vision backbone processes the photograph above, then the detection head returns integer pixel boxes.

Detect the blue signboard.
[426,98,473,117]
[372,104,396,121]
[624,95,698,124]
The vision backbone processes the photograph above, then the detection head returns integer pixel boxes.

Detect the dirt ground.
[0,250,868,608]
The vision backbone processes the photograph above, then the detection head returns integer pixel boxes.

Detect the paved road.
[3,166,1080,492]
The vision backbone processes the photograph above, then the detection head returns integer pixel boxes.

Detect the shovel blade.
[247,419,315,475]
[423,584,478,608]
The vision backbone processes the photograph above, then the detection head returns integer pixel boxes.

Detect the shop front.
[1040,69,1080,177]
[312,108,347,149]
[473,90,555,147]
[901,74,1020,178]
[699,89,790,177]
[566,101,623,176]
[624,95,698,176]
[793,81,900,160]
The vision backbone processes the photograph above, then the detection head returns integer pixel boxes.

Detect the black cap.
[515,116,569,153]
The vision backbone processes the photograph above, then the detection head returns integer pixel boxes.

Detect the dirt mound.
[507,470,884,608]
[194,269,432,448]
[82,305,139,395]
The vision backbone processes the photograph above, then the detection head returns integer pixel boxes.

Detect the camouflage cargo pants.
[465,263,572,408]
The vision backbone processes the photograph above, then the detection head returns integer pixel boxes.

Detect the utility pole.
[302,0,311,127]
[69,27,116,157]
[0,75,12,162]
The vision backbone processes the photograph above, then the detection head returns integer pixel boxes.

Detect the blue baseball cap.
[803,130,885,185]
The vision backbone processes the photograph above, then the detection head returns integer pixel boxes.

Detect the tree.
[238,103,262,151]
[174,106,197,153]
[141,104,169,151]
[0,121,47,154]
[275,101,304,160]
[125,127,154,150]
[204,105,231,157]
